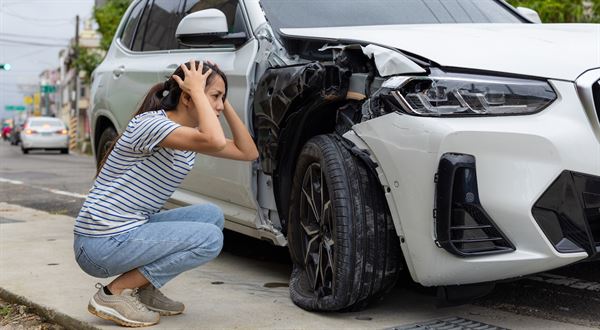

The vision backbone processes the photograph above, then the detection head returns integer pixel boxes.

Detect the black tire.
[21,147,29,154]
[287,134,402,312]
[61,148,69,154]
[96,127,117,168]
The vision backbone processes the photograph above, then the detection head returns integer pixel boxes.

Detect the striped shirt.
[74,110,196,237]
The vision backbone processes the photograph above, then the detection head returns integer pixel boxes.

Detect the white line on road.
[0,177,87,199]
[529,273,600,292]
[0,178,23,185]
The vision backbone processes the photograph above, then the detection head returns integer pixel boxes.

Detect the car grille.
[435,153,514,257]
[532,171,600,258]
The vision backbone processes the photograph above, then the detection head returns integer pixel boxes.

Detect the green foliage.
[74,46,104,84]
[94,0,131,50]
[507,0,600,23]
[0,305,12,318]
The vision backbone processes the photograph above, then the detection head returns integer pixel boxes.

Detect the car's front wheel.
[287,134,402,311]
[96,127,117,168]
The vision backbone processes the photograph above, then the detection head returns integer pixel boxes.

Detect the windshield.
[260,0,524,31]
[29,119,64,128]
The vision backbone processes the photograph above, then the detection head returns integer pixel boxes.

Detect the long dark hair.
[96,61,227,176]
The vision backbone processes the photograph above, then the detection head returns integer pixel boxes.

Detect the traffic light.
[0,63,11,71]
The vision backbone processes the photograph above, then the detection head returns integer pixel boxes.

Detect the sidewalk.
[0,202,593,330]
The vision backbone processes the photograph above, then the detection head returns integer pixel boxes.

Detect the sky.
[0,0,95,120]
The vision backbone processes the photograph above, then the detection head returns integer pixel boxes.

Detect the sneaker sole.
[146,306,184,316]
[88,299,159,327]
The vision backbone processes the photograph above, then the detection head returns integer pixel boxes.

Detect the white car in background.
[21,117,69,154]
[90,0,600,311]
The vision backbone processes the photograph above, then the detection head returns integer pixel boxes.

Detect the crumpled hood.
[280,24,600,81]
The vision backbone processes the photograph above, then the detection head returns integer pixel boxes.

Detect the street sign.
[40,85,56,93]
[5,105,26,111]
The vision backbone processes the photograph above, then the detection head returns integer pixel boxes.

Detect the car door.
[104,0,162,130]
[169,0,259,218]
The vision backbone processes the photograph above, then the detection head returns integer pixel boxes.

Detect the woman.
[73,60,258,327]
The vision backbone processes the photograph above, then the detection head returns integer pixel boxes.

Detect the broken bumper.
[348,79,600,286]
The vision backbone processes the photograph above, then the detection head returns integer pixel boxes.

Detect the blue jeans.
[74,204,224,288]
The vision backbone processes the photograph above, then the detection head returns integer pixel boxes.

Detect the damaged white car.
[90,0,600,311]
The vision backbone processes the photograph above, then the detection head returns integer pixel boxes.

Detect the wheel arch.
[341,129,418,283]
[92,114,118,161]
[253,61,354,230]
[273,100,347,230]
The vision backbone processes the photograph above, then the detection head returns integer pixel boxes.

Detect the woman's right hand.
[172,60,212,96]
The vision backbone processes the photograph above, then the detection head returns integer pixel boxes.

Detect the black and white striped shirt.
[74,110,196,237]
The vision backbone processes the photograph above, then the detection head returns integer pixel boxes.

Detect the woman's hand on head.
[172,60,212,96]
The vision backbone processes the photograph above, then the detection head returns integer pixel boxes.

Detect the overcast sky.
[0,0,94,120]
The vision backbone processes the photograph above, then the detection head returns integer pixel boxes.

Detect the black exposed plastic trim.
[593,80,600,126]
[532,171,600,260]
[437,282,496,307]
[435,153,515,257]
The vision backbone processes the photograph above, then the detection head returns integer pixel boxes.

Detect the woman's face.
[204,75,226,118]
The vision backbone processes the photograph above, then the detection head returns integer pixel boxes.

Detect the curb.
[0,287,100,330]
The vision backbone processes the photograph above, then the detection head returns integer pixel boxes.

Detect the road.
[0,141,599,329]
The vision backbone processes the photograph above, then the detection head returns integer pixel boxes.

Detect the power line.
[3,48,51,63]
[0,7,74,22]
[0,32,70,41]
[0,38,68,47]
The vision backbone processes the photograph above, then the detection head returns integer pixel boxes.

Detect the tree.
[94,0,131,50]
[507,0,600,23]
[73,46,103,84]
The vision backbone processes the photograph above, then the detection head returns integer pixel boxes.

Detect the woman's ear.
[181,92,192,107]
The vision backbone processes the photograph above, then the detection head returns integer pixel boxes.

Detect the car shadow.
[222,229,292,265]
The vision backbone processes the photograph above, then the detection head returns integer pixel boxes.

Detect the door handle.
[113,65,125,78]
[162,64,179,78]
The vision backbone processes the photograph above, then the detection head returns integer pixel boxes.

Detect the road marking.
[0,177,87,199]
[0,178,23,185]
[45,188,87,199]
[529,273,600,292]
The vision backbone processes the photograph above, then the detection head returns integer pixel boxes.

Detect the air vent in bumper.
[532,171,600,259]
[435,153,515,256]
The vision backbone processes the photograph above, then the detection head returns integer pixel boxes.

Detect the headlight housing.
[386,69,557,117]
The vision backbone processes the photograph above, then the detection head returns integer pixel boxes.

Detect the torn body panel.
[251,42,425,229]
[253,62,350,227]
[253,62,350,174]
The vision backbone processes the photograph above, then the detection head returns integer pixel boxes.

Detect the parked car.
[21,117,69,154]
[90,0,600,311]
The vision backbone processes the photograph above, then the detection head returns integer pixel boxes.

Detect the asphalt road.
[0,141,598,329]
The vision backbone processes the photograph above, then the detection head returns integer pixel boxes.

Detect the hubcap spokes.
[299,163,335,296]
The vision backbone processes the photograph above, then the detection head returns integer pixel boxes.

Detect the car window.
[260,0,523,32]
[130,0,245,52]
[137,0,184,51]
[120,0,146,49]
[131,1,151,51]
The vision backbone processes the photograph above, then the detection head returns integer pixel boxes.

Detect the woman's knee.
[194,225,223,258]
[194,203,224,230]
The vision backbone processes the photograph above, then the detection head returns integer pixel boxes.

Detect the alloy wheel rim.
[299,162,335,297]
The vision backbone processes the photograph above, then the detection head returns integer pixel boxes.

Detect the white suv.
[90,0,600,311]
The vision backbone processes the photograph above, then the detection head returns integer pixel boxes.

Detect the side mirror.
[517,7,542,23]
[176,9,247,47]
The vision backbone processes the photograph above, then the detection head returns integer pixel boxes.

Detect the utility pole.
[70,15,80,152]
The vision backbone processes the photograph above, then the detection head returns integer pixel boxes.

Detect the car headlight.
[386,70,557,116]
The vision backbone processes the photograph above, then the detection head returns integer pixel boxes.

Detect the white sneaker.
[88,283,160,327]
